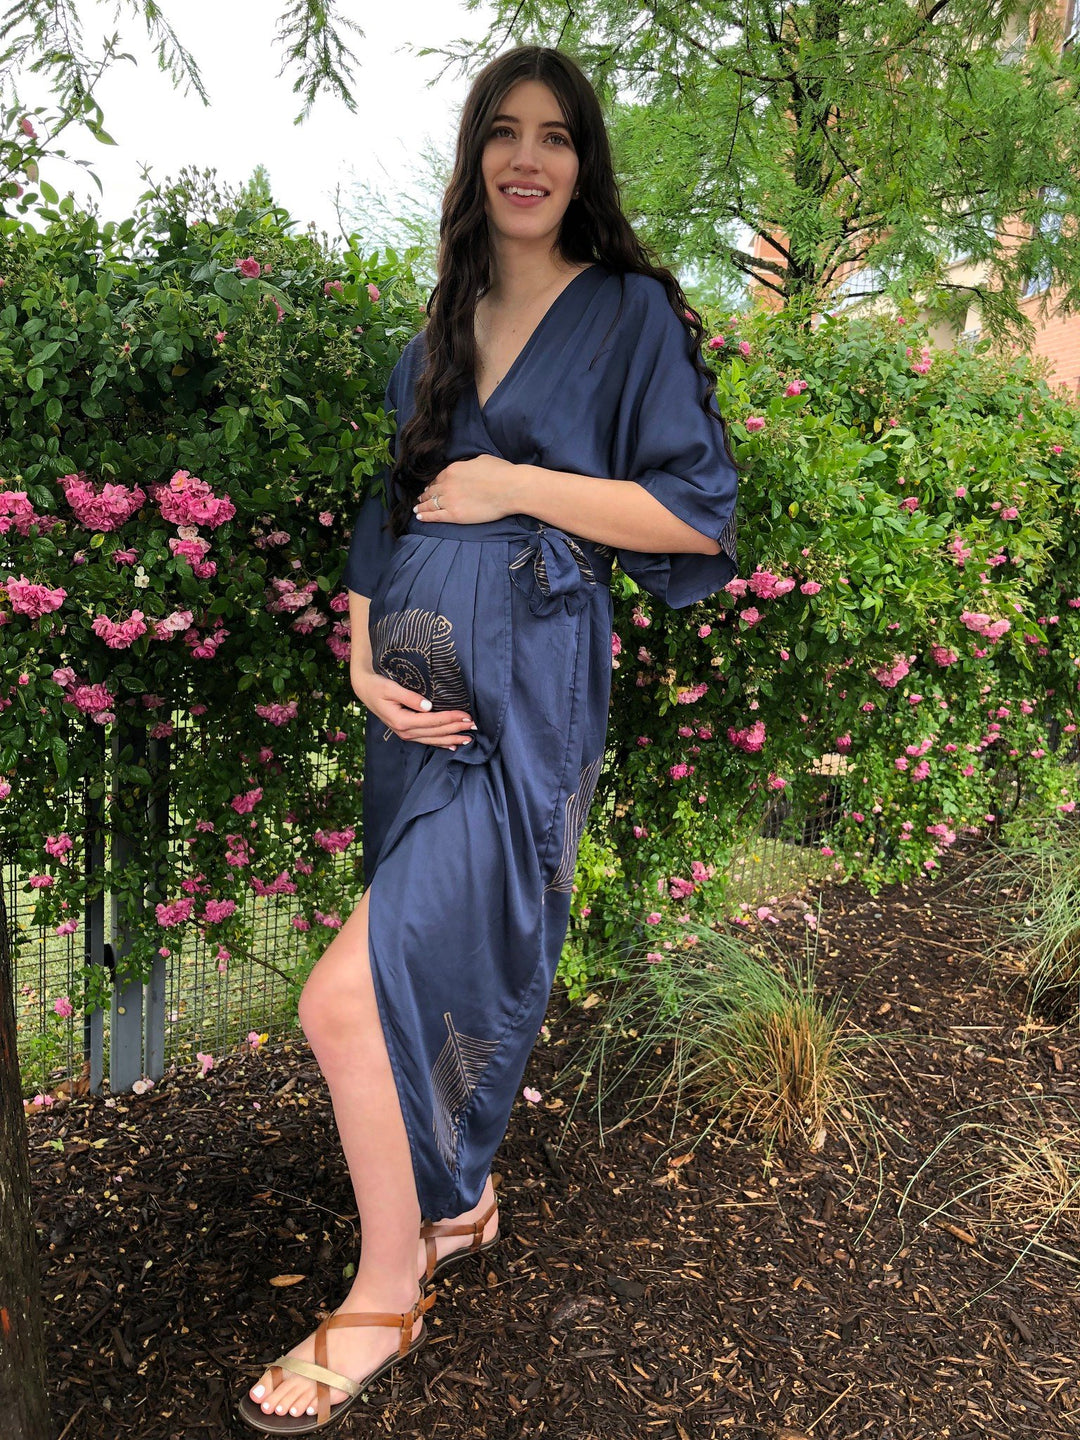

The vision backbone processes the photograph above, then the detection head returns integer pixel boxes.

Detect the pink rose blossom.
[152,470,235,529]
[156,897,194,927]
[727,720,766,753]
[59,471,145,531]
[92,610,147,649]
[5,577,67,618]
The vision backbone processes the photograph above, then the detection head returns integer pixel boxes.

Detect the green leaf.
[26,366,43,392]
[96,271,114,298]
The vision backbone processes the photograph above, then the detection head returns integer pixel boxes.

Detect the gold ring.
[432,493,442,510]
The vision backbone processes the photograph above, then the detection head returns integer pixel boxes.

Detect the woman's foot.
[417,1174,499,1281]
[247,1277,424,1421]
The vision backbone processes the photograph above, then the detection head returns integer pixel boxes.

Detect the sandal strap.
[274,1353,361,1399]
[315,1288,435,1392]
[419,1197,499,1246]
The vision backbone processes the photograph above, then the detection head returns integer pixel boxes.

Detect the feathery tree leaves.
[425,0,1080,339]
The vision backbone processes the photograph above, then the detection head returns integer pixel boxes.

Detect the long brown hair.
[388,44,743,539]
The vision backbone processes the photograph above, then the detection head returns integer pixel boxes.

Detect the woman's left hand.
[414,455,524,525]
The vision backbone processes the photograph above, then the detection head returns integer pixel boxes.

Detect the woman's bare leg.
[248,887,425,1421]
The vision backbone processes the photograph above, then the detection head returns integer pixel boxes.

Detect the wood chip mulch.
[29,844,1080,1439]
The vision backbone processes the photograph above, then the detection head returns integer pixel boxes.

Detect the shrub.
[0,184,422,1004]
[578,303,1080,972]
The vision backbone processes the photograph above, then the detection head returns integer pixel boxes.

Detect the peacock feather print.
[370,607,472,741]
[545,755,603,895]
[430,1011,500,1172]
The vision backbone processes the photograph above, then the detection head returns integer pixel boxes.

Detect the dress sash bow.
[508,524,600,617]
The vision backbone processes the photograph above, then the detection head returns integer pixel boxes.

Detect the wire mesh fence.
[11,740,841,1099]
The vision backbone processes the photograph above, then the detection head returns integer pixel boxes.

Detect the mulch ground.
[29,844,1080,1440]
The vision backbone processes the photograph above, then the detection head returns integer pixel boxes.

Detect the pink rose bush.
[5,205,1079,1006]
[0,207,409,1000]
[581,299,1079,976]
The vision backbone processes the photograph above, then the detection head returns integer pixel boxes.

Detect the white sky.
[17,0,490,238]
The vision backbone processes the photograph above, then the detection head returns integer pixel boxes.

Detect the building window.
[1021,187,1066,299]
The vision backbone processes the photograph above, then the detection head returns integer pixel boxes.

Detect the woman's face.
[479,79,580,248]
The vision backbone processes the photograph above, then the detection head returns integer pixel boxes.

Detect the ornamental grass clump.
[978,822,1080,1023]
[563,921,868,1159]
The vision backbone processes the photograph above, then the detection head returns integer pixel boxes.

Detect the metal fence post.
[143,730,170,1082]
[83,727,106,1094]
[109,718,145,1092]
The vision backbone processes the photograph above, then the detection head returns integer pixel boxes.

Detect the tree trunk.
[0,876,52,1439]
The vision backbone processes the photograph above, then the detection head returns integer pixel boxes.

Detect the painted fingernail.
[252,1387,264,1399]
[469,723,478,730]
[420,699,432,711]
[450,745,457,752]
[462,737,472,744]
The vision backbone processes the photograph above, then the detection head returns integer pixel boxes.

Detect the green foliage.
[565,299,1080,983]
[436,3,1080,338]
[0,188,426,1000]
[977,822,1080,1023]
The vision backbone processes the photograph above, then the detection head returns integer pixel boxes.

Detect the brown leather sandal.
[419,1196,500,1282]
[236,1286,435,1434]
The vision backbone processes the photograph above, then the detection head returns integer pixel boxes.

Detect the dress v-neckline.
[474,265,598,416]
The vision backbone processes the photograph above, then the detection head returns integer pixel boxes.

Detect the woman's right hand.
[347,589,475,749]
[352,669,476,750]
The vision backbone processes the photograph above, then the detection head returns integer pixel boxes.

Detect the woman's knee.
[298,925,373,1047]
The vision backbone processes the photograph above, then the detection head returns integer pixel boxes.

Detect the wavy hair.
[387,44,743,539]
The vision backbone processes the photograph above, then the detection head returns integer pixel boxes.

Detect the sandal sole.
[428,1231,500,1283]
[235,1326,427,1435]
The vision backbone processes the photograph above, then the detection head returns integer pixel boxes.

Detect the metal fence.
[11,742,840,1100]
[9,708,356,1100]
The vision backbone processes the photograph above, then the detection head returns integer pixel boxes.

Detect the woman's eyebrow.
[491,113,570,129]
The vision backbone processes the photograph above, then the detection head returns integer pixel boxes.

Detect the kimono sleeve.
[613,281,739,609]
[343,366,403,599]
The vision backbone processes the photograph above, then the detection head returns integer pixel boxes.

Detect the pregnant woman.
[239,42,739,1434]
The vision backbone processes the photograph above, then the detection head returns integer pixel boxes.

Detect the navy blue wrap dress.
[343,264,738,1221]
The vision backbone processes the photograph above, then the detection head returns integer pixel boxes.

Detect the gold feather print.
[430,1011,500,1171]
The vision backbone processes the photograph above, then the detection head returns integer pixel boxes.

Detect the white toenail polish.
[252,1386,264,1398]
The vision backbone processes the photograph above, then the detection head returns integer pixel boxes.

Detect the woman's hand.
[351,669,476,751]
[413,454,522,525]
